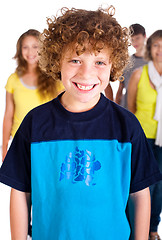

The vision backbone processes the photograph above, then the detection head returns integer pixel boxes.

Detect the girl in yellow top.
[128,30,162,240]
[2,29,64,161]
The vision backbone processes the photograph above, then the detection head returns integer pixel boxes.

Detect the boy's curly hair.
[39,6,130,82]
[14,29,59,98]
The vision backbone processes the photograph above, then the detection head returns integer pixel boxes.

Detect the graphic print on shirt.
[59,146,101,186]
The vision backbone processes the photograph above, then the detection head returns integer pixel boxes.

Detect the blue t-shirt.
[0,93,162,240]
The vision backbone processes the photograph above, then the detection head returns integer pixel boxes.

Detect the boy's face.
[131,34,146,53]
[60,46,112,112]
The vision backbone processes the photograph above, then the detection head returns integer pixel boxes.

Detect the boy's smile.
[60,47,112,112]
[74,82,97,91]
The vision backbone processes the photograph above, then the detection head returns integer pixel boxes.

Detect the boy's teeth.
[77,83,93,90]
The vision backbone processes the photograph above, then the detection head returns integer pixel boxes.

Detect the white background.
[0,0,162,238]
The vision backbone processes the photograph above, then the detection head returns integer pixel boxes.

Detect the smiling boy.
[60,46,112,112]
[0,6,162,240]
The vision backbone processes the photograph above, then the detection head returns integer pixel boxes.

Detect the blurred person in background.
[128,30,162,240]
[2,29,64,162]
[115,23,147,108]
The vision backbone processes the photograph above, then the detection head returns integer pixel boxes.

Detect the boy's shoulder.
[109,98,139,123]
[23,98,55,122]
[18,98,57,141]
[29,98,55,116]
[108,99,144,141]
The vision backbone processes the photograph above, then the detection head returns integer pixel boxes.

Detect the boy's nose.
[79,64,94,80]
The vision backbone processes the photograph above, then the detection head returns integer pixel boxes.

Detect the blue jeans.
[147,139,162,232]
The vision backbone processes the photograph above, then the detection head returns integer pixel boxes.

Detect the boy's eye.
[71,59,80,63]
[96,61,105,65]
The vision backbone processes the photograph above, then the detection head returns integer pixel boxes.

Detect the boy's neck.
[60,92,101,113]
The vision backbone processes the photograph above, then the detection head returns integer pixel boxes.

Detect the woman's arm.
[127,69,142,114]
[128,187,151,240]
[2,92,14,161]
[10,188,30,240]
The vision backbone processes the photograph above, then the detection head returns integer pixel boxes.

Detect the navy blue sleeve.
[0,115,31,193]
[130,128,162,193]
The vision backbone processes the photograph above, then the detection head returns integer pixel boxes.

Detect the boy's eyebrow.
[64,55,76,60]
[64,53,79,60]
